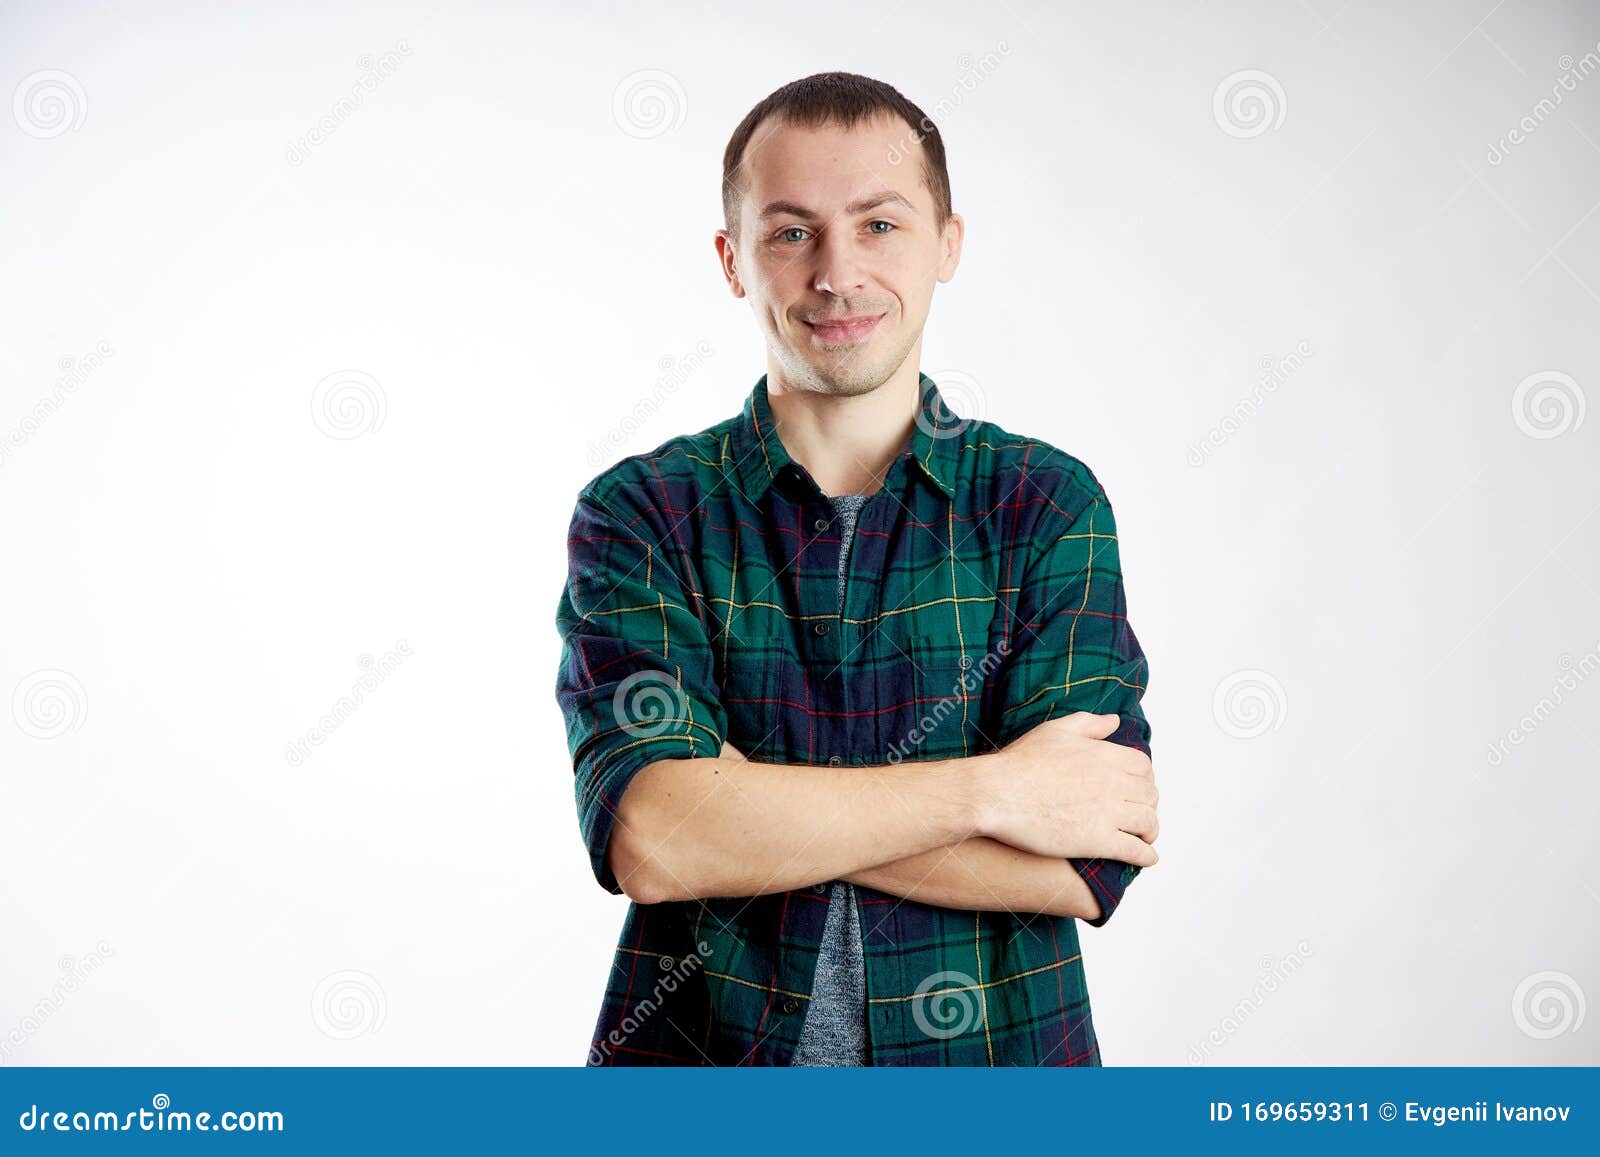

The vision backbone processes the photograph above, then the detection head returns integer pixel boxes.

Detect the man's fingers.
[1116,801,1159,843]
[1118,749,1155,778]
[1056,711,1120,739]
[1112,832,1159,867]
[1120,775,1158,807]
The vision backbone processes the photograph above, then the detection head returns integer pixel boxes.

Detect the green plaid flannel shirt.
[555,372,1152,1065]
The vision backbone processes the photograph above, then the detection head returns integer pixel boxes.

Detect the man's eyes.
[774,221,897,243]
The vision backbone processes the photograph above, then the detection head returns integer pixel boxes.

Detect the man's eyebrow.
[756,190,917,221]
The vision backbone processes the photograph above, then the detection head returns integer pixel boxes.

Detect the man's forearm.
[608,749,997,904]
[844,837,1101,920]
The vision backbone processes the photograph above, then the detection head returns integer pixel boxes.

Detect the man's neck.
[764,360,920,498]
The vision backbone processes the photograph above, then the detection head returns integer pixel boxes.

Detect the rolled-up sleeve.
[554,489,726,894]
[990,481,1153,927]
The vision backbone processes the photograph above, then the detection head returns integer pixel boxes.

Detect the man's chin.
[820,375,882,398]
[791,351,894,397]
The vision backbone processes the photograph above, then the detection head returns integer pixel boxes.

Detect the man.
[555,71,1159,1067]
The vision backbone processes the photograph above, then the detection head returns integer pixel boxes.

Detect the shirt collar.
[726,371,961,502]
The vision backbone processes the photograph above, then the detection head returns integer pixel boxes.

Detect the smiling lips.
[803,313,884,344]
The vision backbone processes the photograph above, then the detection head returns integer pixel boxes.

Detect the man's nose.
[811,228,868,296]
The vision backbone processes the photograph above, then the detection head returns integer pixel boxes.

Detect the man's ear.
[714,229,746,298]
[937,212,965,284]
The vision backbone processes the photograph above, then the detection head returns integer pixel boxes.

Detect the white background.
[3,0,1597,1065]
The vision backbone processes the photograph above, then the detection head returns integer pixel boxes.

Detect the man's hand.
[974,712,1159,865]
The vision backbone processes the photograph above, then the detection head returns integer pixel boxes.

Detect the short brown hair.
[721,71,952,241]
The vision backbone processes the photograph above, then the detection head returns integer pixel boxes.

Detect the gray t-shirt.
[790,492,871,1066]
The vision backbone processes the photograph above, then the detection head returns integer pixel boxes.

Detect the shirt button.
[812,883,828,894]
[812,621,829,636]
[827,755,842,767]
[781,997,800,1015]
[959,655,972,669]
[813,517,829,531]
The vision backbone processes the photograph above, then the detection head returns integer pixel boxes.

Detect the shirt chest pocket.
[881,632,995,764]
[713,633,797,761]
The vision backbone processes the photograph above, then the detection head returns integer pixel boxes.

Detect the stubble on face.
[776,307,922,400]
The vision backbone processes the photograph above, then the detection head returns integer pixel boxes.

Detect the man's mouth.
[803,313,885,344]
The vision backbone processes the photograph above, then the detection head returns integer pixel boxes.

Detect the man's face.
[717,112,963,397]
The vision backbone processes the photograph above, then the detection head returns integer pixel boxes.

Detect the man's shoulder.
[572,409,741,517]
[961,414,1112,524]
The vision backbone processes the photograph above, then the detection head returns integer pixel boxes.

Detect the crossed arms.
[608,715,1158,920]
[556,483,1158,926]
